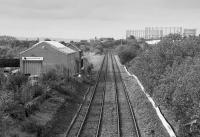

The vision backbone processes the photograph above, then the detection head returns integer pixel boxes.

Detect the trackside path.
[114,55,173,137]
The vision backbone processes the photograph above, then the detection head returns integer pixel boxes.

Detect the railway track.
[111,53,141,137]
[65,52,140,137]
[65,54,108,137]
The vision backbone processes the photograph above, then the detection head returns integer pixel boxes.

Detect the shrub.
[32,85,44,98]
[118,45,140,64]
[21,119,43,134]
[6,72,28,92]
[95,45,103,54]
[0,71,6,89]
[40,69,59,88]
[4,103,25,120]
[9,134,19,137]
[21,84,45,103]
[127,35,200,136]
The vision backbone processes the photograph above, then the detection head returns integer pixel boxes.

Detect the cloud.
[0,0,200,39]
[163,0,200,10]
[0,0,164,21]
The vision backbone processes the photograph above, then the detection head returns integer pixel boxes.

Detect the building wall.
[183,29,196,37]
[126,27,183,40]
[20,42,80,76]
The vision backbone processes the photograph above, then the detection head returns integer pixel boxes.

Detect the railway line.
[65,54,108,137]
[111,53,141,137]
[65,53,141,137]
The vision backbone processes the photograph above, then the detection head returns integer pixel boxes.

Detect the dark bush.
[6,72,28,92]
[127,35,200,136]
[32,85,44,98]
[0,71,6,89]
[21,119,43,134]
[40,69,58,84]
[118,45,140,64]
[4,103,25,120]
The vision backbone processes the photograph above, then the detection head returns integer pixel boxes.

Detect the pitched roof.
[20,41,76,55]
[66,43,81,52]
[45,41,76,54]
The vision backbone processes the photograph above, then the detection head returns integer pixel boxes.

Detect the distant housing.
[126,27,197,40]
[99,38,114,42]
[183,29,196,37]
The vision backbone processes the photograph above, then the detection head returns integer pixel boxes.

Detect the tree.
[125,35,200,136]
[164,33,182,41]
[44,38,51,41]
[118,45,139,64]
[6,72,28,101]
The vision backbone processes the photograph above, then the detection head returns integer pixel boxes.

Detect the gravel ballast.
[100,54,118,137]
[115,56,170,137]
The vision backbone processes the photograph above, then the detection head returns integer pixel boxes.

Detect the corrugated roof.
[20,41,76,55]
[45,41,76,54]
[66,43,81,52]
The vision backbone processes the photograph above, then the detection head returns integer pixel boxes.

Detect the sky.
[0,0,200,39]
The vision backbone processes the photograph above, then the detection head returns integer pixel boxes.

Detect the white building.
[183,29,196,37]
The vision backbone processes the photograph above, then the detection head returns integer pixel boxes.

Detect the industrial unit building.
[20,41,80,76]
[183,29,196,37]
[126,27,183,40]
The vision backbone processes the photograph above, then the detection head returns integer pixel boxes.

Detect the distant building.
[145,27,182,39]
[126,27,182,40]
[20,41,80,76]
[126,30,145,39]
[80,40,88,43]
[99,38,114,42]
[183,29,196,37]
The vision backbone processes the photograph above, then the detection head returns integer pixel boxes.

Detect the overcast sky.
[0,0,200,39]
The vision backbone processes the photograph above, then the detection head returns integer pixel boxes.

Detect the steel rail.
[95,52,108,137]
[110,53,121,137]
[111,53,141,137]
[64,87,91,136]
[76,53,108,137]
[65,54,106,137]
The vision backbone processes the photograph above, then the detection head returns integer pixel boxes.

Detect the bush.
[6,72,28,92]
[32,85,44,98]
[21,84,45,103]
[95,45,103,54]
[21,119,43,134]
[40,69,58,83]
[0,71,6,89]
[118,45,140,64]
[127,35,200,136]
[4,103,25,120]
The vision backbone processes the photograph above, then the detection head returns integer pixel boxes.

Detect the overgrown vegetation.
[116,36,146,64]
[0,64,91,136]
[120,35,200,136]
[0,35,38,58]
